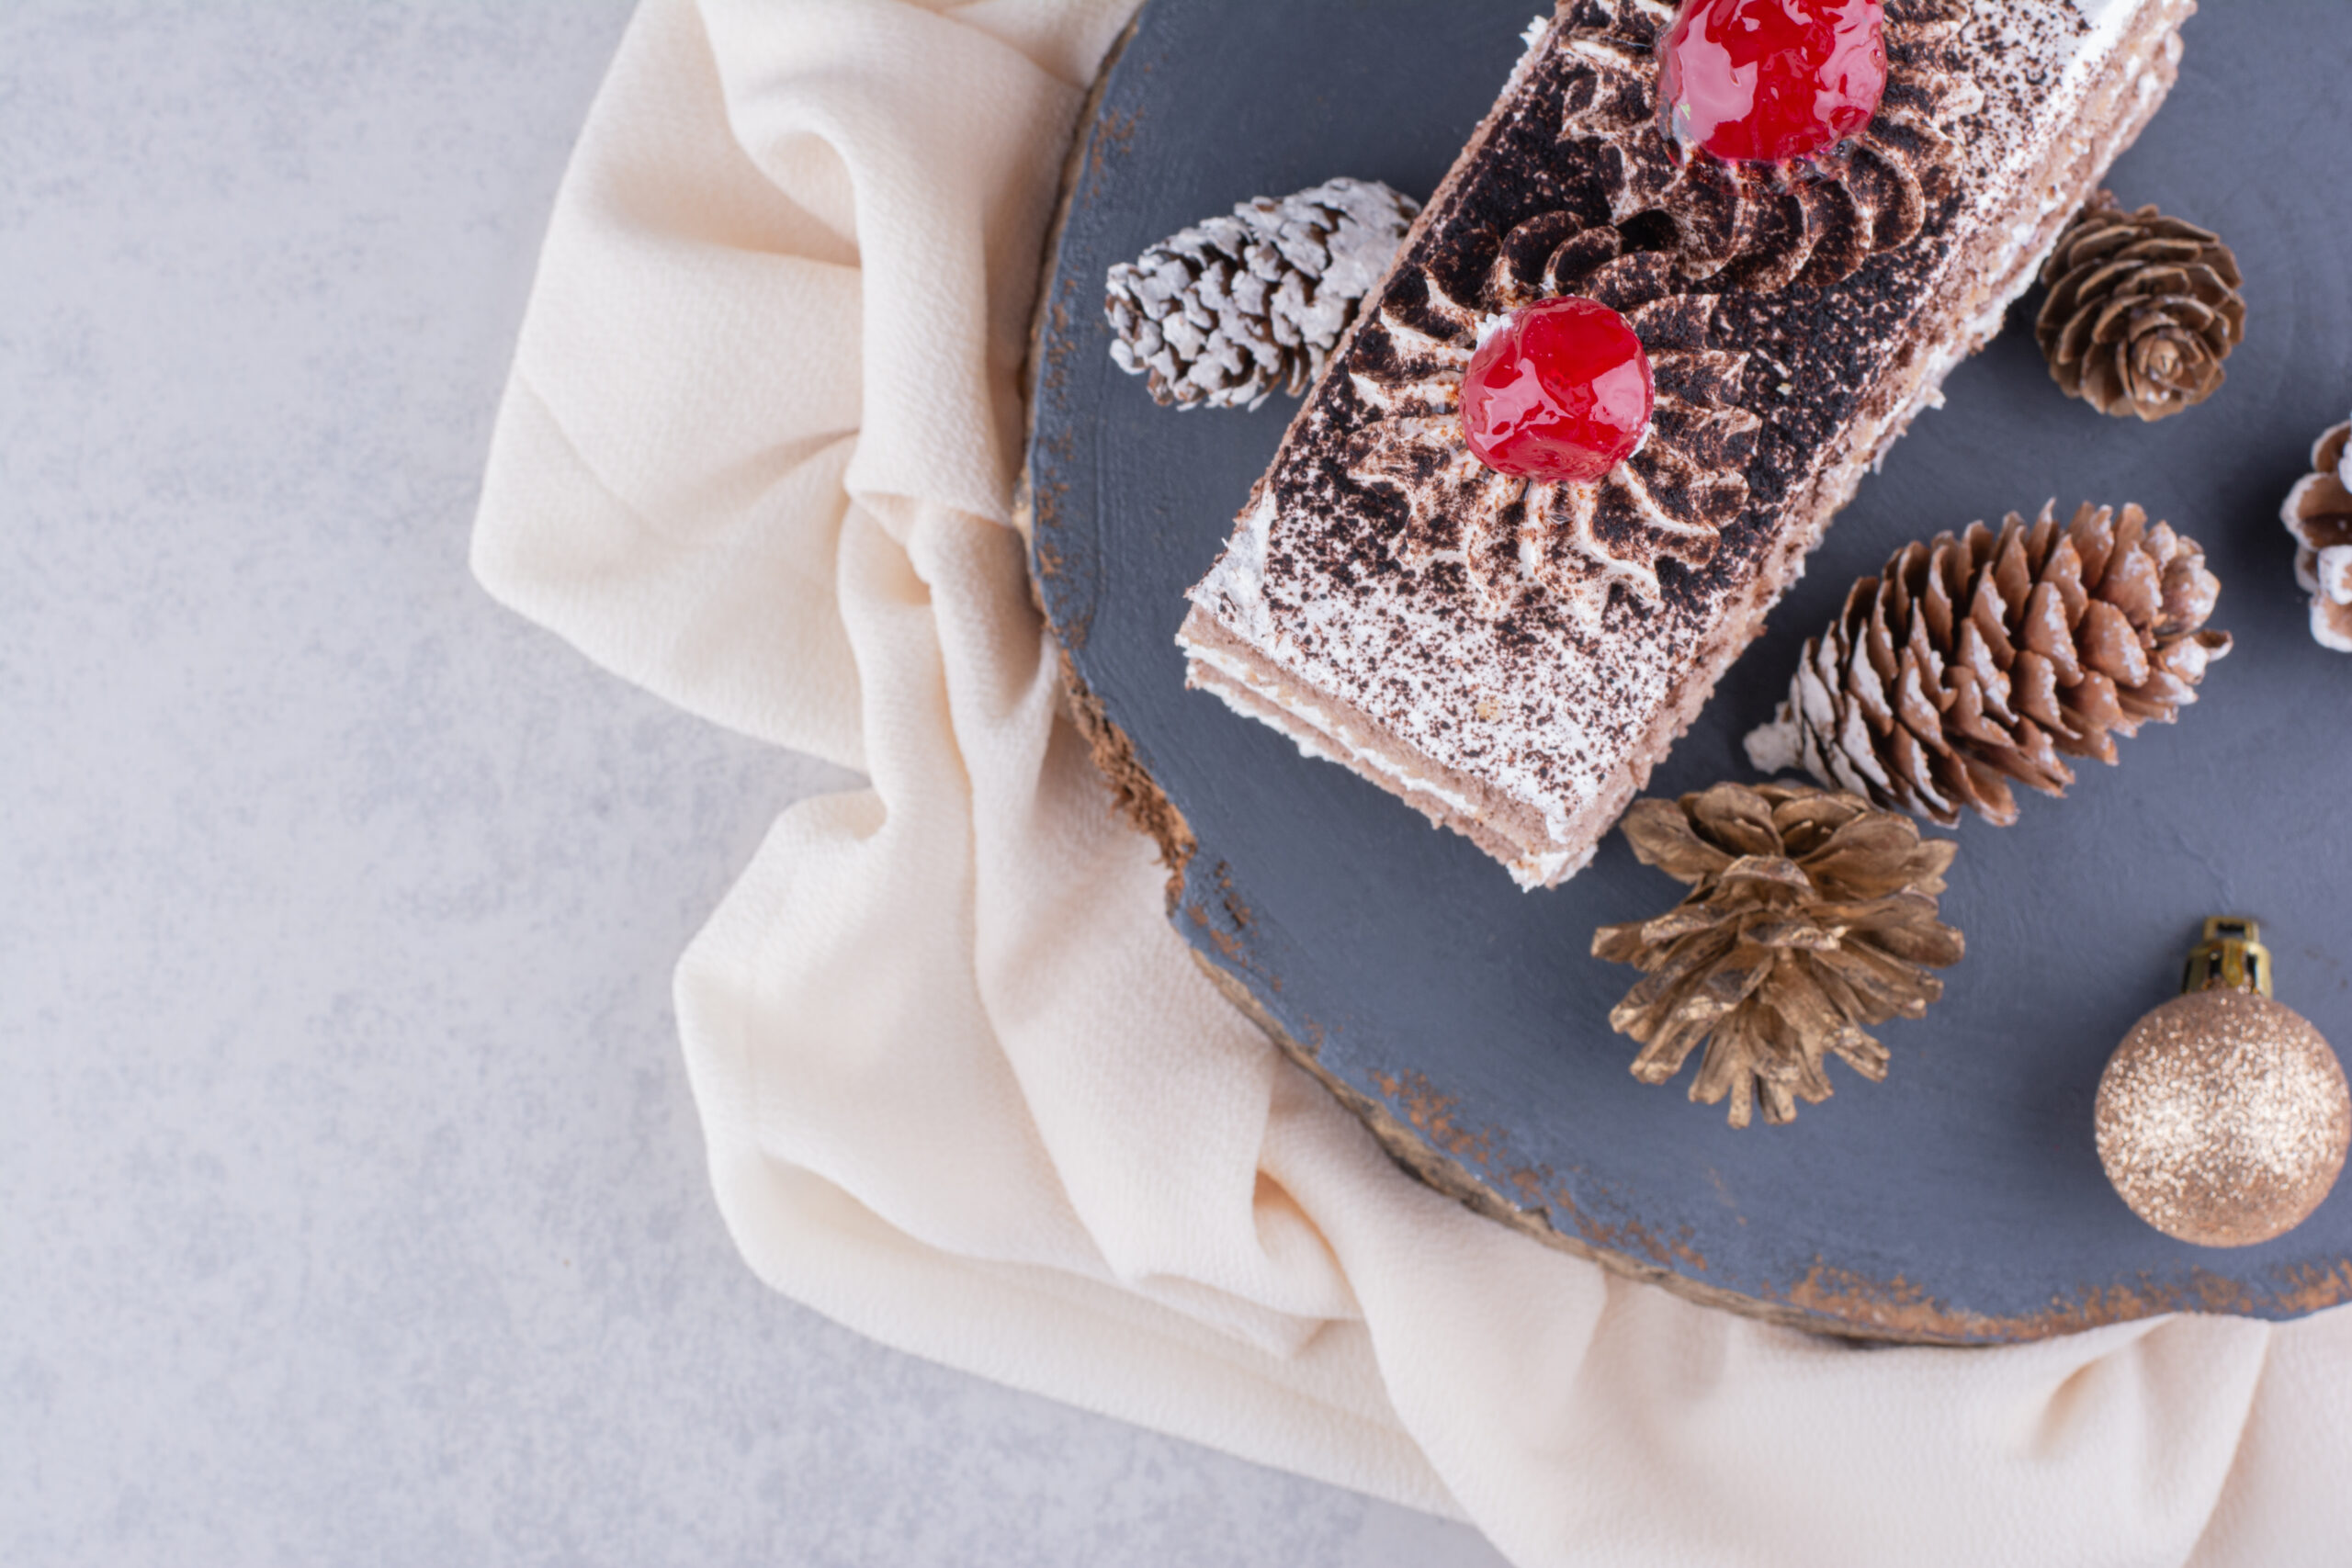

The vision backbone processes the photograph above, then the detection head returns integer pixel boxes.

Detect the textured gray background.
[0,4,1509,1563]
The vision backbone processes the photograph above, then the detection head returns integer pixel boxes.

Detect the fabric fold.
[473,0,2352,1562]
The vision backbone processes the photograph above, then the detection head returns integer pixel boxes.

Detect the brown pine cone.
[2035,192,2245,421]
[2281,415,2352,653]
[1104,178,1419,411]
[1593,783,1962,1129]
[1745,502,2233,828]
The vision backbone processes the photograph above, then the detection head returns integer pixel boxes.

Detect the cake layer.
[1180,0,2191,886]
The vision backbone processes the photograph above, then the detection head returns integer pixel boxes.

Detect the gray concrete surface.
[0,4,1511,1563]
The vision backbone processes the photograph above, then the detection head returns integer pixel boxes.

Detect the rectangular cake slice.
[1178,0,2192,886]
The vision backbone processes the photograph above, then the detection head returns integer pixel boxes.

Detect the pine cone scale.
[2063,674,2125,750]
[1894,655,1945,740]
[2012,649,2066,732]
[1685,782,1783,856]
[1640,906,1721,945]
[2104,541,2164,618]
[1942,671,1997,750]
[1625,1028,1699,1087]
[2021,579,2076,666]
[1654,923,1744,987]
[1770,964,1852,1046]
[1867,922,1966,970]
[2159,557,2221,632]
[1808,831,1948,898]
[1617,797,1733,879]
[1883,727,1950,814]
[2082,600,2151,684]
[1718,854,1814,894]
[2004,722,2074,790]
[1746,919,1840,952]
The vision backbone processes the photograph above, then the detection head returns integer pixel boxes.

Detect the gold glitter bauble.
[2095,990,2351,1247]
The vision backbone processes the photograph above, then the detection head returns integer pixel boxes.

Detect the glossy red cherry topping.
[1657,0,1887,164]
[1460,298,1652,484]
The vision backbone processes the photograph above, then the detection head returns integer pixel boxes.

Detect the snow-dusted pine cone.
[2282,414,2352,652]
[1103,178,1419,411]
[1593,782,1962,1129]
[2035,192,2245,422]
[1746,502,2233,827]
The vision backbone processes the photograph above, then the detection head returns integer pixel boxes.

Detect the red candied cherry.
[1460,297,1653,484]
[1657,0,1887,164]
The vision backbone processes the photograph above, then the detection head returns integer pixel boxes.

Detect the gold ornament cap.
[2096,919,2351,1247]
[2181,915,2271,996]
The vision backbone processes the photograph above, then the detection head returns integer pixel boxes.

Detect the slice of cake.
[1178,0,2193,887]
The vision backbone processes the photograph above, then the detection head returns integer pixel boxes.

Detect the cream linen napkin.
[471,1,2352,1561]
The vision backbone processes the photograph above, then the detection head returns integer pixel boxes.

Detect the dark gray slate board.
[1024,0,2352,1342]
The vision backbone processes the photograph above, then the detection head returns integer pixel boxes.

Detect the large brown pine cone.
[2281,415,2352,653]
[1745,502,2233,827]
[2035,192,2245,421]
[1103,178,1419,411]
[1593,783,1962,1129]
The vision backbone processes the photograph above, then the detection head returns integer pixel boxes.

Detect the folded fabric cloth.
[471,1,2352,1561]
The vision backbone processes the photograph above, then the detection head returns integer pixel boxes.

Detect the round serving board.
[1023,0,2352,1342]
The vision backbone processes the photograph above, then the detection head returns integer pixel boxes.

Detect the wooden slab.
[1022,0,2352,1342]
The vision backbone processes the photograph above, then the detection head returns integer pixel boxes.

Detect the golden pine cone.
[2035,191,2244,421]
[2281,415,2352,653]
[1593,783,1962,1129]
[1745,502,2233,828]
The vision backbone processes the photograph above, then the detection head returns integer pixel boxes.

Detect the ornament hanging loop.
[2182,916,2272,998]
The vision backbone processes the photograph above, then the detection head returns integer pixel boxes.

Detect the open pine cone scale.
[1594,784,1961,1128]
